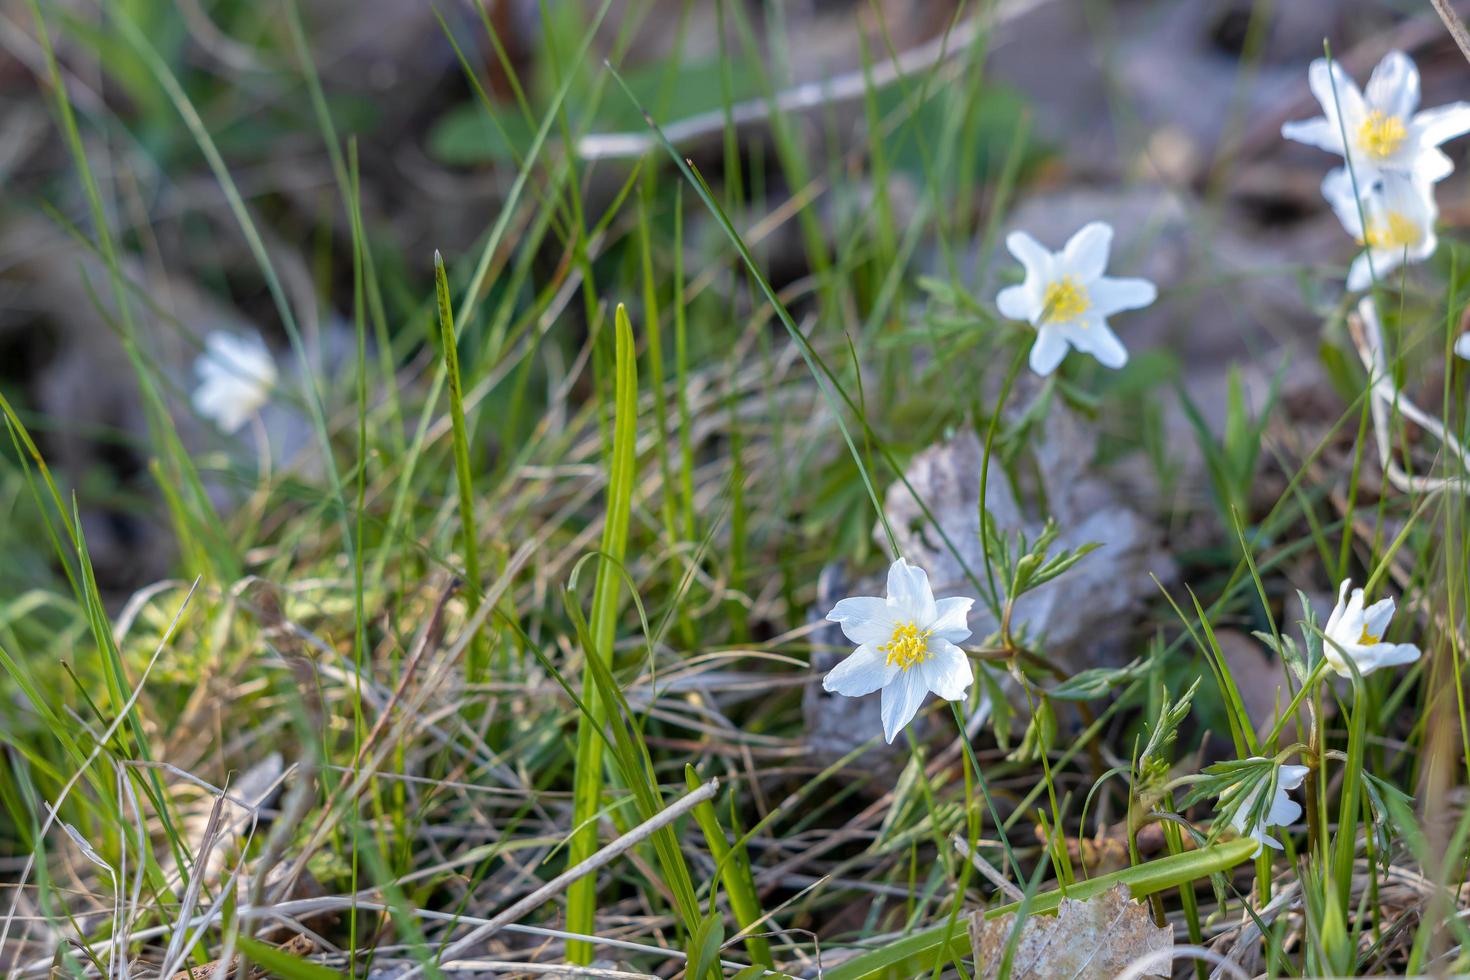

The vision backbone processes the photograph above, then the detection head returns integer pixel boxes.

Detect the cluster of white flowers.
[1283,51,1470,290]
[826,59,1444,838]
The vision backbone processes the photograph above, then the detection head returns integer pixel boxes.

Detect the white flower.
[1227,760,1309,854]
[193,331,277,434]
[1455,333,1470,361]
[1282,51,1470,184]
[823,558,974,743]
[1322,169,1437,291]
[996,222,1156,377]
[1322,578,1421,678]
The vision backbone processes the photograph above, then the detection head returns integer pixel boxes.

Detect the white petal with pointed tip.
[823,645,894,698]
[929,596,974,644]
[827,596,898,647]
[880,669,929,743]
[1028,328,1071,376]
[1089,277,1157,316]
[1060,221,1113,281]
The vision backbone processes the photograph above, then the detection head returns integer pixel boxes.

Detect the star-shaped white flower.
[1322,578,1421,678]
[996,222,1157,377]
[1227,760,1309,854]
[1282,51,1470,184]
[1455,333,1470,361]
[1321,169,1437,291]
[822,558,974,743]
[193,331,277,434]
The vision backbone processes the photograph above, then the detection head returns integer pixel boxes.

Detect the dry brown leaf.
[969,883,1172,979]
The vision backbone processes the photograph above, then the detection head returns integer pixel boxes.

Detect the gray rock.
[878,404,1175,673]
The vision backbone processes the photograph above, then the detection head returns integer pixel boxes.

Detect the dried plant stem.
[1430,0,1470,65]
[403,778,720,977]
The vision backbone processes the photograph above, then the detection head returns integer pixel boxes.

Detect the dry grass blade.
[402,778,720,977]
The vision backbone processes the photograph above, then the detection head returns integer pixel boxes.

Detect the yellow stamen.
[1041,276,1090,325]
[1356,110,1407,159]
[1358,625,1382,645]
[881,621,931,671]
[1363,212,1422,250]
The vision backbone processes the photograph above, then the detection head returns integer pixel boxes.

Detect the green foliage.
[1177,365,1280,528]
[236,938,351,980]
[980,514,1102,608]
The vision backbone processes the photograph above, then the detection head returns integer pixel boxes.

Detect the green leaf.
[1006,697,1057,764]
[236,938,349,980]
[1045,659,1148,701]
[688,912,726,980]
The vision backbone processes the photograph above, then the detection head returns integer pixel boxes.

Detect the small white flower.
[1455,333,1470,361]
[1322,169,1437,291]
[996,221,1156,377]
[1227,760,1309,854]
[193,331,277,434]
[1282,51,1470,184]
[823,558,974,743]
[1322,578,1421,678]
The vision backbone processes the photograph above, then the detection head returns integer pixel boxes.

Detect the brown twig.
[1430,0,1470,64]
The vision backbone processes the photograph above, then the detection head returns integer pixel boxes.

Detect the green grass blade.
[566,303,640,962]
[685,764,772,966]
[433,250,489,680]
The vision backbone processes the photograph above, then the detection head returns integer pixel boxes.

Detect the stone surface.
[879,403,1175,673]
[970,883,1172,979]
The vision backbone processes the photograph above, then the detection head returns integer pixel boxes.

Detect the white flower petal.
[1324,579,1352,637]
[193,331,276,433]
[1361,597,1395,641]
[880,669,929,743]
[1028,326,1070,377]
[1060,221,1113,281]
[1411,146,1455,183]
[996,283,1038,323]
[1088,276,1157,316]
[1068,318,1129,369]
[921,639,973,701]
[1347,251,1385,292]
[1278,765,1310,791]
[1454,333,1470,360]
[885,558,937,625]
[1281,116,1343,153]
[823,645,895,697]
[1365,50,1419,119]
[928,596,974,644]
[1321,167,1366,240]
[1005,230,1054,281]
[1265,792,1302,830]
[1413,101,1470,147]
[1354,641,1421,675]
[1307,57,1364,128]
[827,596,898,647]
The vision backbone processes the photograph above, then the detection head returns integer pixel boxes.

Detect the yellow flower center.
[882,621,932,671]
[1041,276,1090,325]
[1356,110,1407,159]
[1358,625,1382,645]
[1363,211,1422,250]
